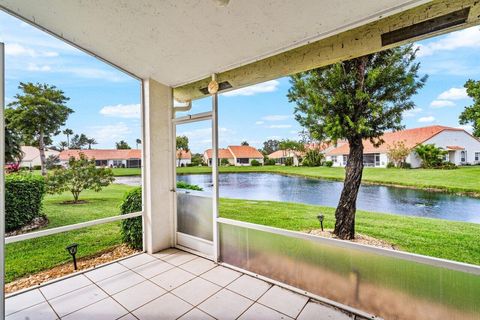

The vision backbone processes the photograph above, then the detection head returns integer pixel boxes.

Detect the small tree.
[288,45,426,239]
[46,153,114,203]
[70,133,88,149]
[7,82,73,175]
[303,149,324,167]
[220,158,230,166]
[262,139,280,155]
[5,118,23,163]
[387,141,411,167]
[241,141,249,146]
[136,138,142,149]
[86,137,97,149]
[176,136,189,167]
[415,144,447,168]
[459,79,480,137]
[116,140,131,150]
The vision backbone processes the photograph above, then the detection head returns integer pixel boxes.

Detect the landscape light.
[317,214,324,231]
[66,243,79,271]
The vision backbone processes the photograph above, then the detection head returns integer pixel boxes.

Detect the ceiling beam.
[174,0,480,102]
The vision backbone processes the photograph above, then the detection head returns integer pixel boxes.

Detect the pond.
[115,173,480,223]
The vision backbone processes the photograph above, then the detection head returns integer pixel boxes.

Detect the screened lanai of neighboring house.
[0,1,480,319]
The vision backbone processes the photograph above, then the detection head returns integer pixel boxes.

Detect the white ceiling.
[0,0,428,86]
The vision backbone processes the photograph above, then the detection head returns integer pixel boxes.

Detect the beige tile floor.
[6,249,353,320]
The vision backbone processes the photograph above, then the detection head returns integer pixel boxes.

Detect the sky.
[1,11,479,153]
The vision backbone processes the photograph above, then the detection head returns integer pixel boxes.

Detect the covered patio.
[0,1,479,319]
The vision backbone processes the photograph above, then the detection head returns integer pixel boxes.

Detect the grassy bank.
[177,165,480,196]
[5,184,135,282]
[220,198,480,265]
[6,182,479,282]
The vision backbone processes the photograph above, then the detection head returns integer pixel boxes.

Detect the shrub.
[264,159,276,166]
[33,165,42,171]
[220,158,230,166]
[120,187,143,249]
[5,174,46,231]
[386,162,395,168]
[324,160,333,167]
[401,162,412,169]
[251,159,261,166]
[176,181,203,191]
[120,181,203,249]
[284,157,294,166]
[303,149,324,167]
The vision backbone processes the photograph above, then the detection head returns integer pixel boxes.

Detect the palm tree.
[58,141,68,151]
[136,138,141,149]
[86,137,97,150]
[63,128,73,147]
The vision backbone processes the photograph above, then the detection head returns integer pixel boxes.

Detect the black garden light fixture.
[66,243,79,271]
[317,214,324,231]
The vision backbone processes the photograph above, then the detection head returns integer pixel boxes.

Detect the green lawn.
[220,198,480,265]
[32,168,142,177]
[6,181,480,283]
[178,165,480,195]
[5,184,135,283]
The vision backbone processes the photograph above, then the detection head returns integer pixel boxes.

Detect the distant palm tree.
[136,138,141,149]
[58,141,68,151]
[63,128,73,147]
[86,138,97,150]
[241,141,249,146]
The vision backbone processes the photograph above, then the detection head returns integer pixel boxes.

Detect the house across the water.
[59,149,142,168]
[203,145,264,166]
[325,125,480,168]
[176,150,192,167]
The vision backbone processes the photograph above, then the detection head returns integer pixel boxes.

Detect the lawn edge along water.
[176,166,480,197]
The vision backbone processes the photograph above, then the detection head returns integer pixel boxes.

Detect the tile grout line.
[39,289,61,320]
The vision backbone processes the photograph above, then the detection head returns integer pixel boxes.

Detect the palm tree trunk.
[333,137,364,239]
[38,131,47,176]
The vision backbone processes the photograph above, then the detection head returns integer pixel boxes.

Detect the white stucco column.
[142,79,174,253]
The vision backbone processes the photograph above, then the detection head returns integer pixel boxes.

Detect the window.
[343,155,348,164]
[237,158,249,164]
[95,160,108,166]
[475,152,480,162]
[332,156,337,162]
[461,151,467,163]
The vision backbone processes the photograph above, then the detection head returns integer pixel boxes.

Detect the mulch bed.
[6,244,140,294]
[305,228,397,250]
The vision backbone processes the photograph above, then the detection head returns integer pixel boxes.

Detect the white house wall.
[423,130,480,165]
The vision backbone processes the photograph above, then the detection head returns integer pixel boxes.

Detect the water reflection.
[176,173,480,223]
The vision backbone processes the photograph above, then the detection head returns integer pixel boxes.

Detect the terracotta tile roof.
[176,150,192,159]
[204,148,234,159]
[446,145,464,150]
[228,145,264,159]
[59,149,141,161]
[326,125,464,155]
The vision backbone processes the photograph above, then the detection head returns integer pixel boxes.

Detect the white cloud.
[5,43,36,57]
[415,26,480,57]
[437,87,469,100]
[27,63,51,72]
[456,124,473,133]
[418,116,435,123]
[5,43,58,58]
[100,104,140,118]
[262,114,291,121]
[403,108,422,117]
[255,121,264,125]
[222,80,280,97]
[90,122,132,145]
[429,100,455,108]
[266,124,292,129]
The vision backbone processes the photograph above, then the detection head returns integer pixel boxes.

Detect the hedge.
[120,182,203,249]
[6,173,46,232]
